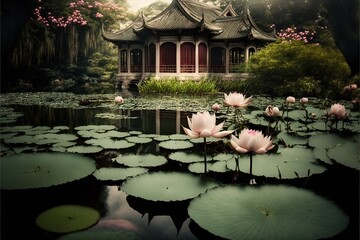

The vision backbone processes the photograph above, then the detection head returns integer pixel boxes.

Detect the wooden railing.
[210,65,225,73]
[180,65,195,73]
[160,65,176,73]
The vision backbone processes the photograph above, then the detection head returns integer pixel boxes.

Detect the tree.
[247,41,351,98]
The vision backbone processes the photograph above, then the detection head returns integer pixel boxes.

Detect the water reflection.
[10,105,190,135]
[1,176,107,239]
[104,186,197,240]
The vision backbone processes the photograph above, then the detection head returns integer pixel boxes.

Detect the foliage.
[137,77,218,95]
[86,52,117,79]
[33,0,128,30]
[247,41,351,98]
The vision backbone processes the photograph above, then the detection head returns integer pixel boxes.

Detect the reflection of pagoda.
[102,0,277,88]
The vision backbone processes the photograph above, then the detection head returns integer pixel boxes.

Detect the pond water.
[0,91,359,240]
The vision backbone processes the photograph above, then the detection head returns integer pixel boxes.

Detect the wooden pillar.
[127,44,131,73]
[156,41,160,74]
[176,40,181,74]
[225,42,230,74]
[195,36,199,74]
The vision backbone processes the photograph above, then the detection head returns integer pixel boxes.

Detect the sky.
[128,0,172,12]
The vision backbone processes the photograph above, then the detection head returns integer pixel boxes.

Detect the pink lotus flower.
[114,96,124,104]
[300,97,308,104]
[286,96,296,104]
[223,92,252,108]
[182,111,233,138]
[230,128,274,154]
[212,103,221,112]
[327,103,347,119]
[264,105,280,117]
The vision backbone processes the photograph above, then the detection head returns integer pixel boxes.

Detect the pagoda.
[102,0,277,88]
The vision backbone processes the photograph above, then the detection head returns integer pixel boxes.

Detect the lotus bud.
[286,96,295,104]
[114,96,124,104]
[300,97,308,104]
[212,103,221,112]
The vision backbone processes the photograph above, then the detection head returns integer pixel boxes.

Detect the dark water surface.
[0,94,359,240]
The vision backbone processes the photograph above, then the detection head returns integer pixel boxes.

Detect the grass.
[137,77,218,95]
[137,77,252,95]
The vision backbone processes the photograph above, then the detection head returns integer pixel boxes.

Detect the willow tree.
[2,0,129,90]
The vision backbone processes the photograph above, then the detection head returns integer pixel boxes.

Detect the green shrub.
[137,77,218,95]
[247,41,351,98]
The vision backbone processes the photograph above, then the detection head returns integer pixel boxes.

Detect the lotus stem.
[249,152,253,177]
[203,137,207,173]
[249,152,256,185]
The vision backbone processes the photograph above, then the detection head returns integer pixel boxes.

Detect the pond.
[0,91,359,240]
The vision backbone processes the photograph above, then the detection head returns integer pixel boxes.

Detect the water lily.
[326,103,347,119]
[286,96,296,104]
[300,97,309,121]
[264,105,280,135]
[212,103,221,112]
[264,105,280,117]
[182,111,233,139]
[230,128,274,184]
[182,111,233,173]
[114,96,124,104]
[223,92,252,108]
[230,129,274,154]
[300,97,308,104]
[325,103,348,130]
[223,92,252,123]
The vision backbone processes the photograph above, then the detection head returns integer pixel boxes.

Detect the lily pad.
[158,140,194,150]
[125,136,153,144]
[120,172,219,202]
[189,161,228,173]
[327,141,360,170]
[0,152,96,189]
[36,205,100,233]
[93,167,149,181]
[115,154,167,167]
[188,185,349,240]
[227,147,327,179]
[67,145,103,154]
[86,138,135,149]
[168,152,205,163]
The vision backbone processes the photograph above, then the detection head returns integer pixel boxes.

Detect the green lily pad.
[188,185,349,240]
[227,147,327,179]
[125,136,153,144]
[86,138,135,149]
[189,161,228,173]
[168,152,205,163]
[120,172,219,202]
[0,152,96,189]
[93,167,149,181]
[115,154,167,167]
[158,140,194,150]
[328,141,360,170]
[67,145,103,154]
[36,205,100,233]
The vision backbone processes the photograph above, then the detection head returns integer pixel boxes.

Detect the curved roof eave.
[102,14,144,42]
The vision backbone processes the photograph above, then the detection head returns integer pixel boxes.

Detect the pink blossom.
[327,103,347,119]
[230,128,274,154]
[286,96,296,104]
[182,111,234,138]
[114,96,124,104]
[300,97,308,104]
[264,105,280,117]
[223,92,252,108]
[212,103,221,112]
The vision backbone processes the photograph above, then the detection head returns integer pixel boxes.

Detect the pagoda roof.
[102,0,277,42]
